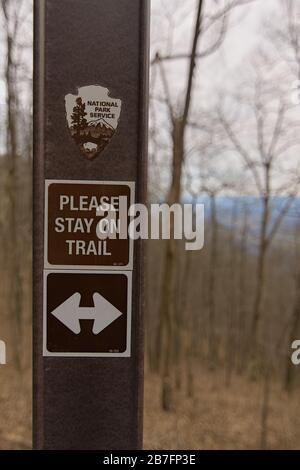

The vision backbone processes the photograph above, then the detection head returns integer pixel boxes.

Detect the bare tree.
[151,0,256,411]
[219,65,300,364]
[0,0,32,368]
[236,202,250,374]
[266,0,300,82]
[153,0,204,412]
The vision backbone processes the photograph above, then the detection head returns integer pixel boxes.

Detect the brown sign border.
[43,269,132,357]
[44,179,135,270]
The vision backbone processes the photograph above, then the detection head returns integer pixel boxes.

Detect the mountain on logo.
[88,118,114,130]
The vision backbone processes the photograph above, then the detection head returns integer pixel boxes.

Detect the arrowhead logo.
[51,292,123,335]
[65,85,122,160]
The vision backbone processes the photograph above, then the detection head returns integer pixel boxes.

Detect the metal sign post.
[33,0,149,449]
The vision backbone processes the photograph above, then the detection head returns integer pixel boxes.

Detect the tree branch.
[182,0,204,126]
[219,109,263,194]
[151,0,256,66]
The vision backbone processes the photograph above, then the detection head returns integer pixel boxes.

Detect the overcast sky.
[150,0,279,94]
[148,0,300,198]
[0,1,275,105]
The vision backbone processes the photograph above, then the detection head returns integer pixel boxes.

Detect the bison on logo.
[65,85,122,160]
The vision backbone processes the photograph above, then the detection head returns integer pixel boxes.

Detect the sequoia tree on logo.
[71,97,88,139]
[65,85,122,160]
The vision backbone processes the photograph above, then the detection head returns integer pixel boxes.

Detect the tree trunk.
[225,201,238,386]
[236,206,248,374]
[156,0,204,410]
[208,193,218,369]
[260,363,271,450]
[3,7,23,369]
[159,120,184,411]
[250,190,270,370]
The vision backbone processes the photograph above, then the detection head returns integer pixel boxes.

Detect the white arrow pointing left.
[50,292,123,335]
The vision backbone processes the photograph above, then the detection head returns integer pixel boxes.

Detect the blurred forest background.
[1,0,300,450]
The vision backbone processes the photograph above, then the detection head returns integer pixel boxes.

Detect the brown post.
[33,0,149,449]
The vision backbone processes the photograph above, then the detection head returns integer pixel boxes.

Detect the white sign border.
[44,179,135,271]
[43,269,132,357]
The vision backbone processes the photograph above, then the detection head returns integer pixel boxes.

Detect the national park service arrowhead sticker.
[65,85,122,160]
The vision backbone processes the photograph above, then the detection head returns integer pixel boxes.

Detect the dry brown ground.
[143,368,300,450]
[0,365,31,449]
[1,364,300,450]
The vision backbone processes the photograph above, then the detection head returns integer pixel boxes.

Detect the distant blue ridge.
[181,195,300,249]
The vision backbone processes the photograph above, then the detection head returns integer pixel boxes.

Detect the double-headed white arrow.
[51,292,123,335]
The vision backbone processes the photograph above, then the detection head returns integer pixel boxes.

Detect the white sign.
[65,85,122,159]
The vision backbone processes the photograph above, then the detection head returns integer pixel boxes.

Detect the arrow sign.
[51,292,123,335]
